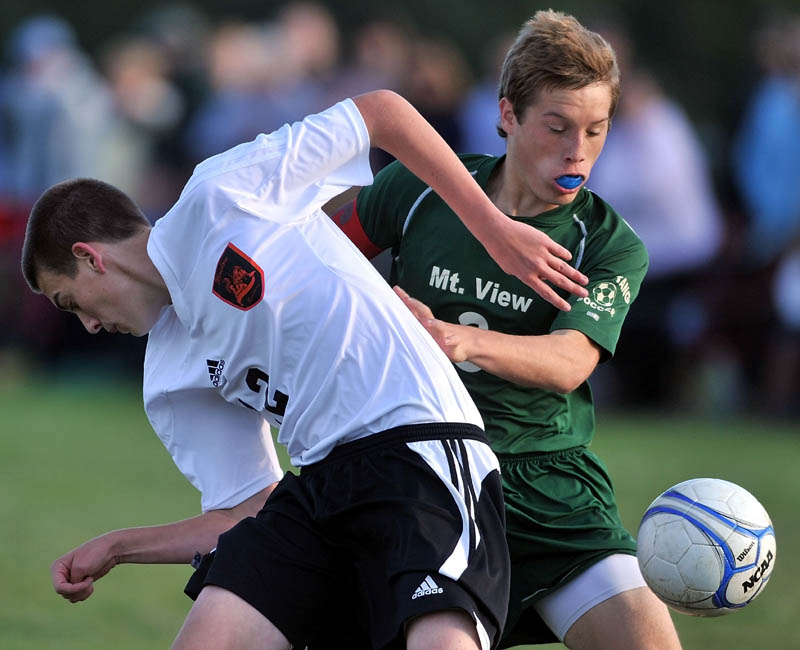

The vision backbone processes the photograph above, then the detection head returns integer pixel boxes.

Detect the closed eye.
[53,293,76,313]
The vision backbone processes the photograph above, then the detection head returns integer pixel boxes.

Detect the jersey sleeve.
[181,98,374,225]
[354,160,432,252]
[551,222,649,360]
[145,388,284,512]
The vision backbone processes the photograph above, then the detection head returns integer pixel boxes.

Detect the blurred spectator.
[277,0,341,115]
[757,243,800,417]
[587,19,725,409]
[331,16,415,172]
[187,4,342,163]
[100,34,186,213]
[138,3,211,128]
[332,17,413,100]
[2,15,121,202]
[183,21,295,161]
[458,32,512,156]
[0,15,140,375]
[729,14,800,417]
[405,36,470,152]
[731,14,800,266]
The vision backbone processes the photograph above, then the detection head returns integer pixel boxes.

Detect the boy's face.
[501,82,612,213]
[37,247,159,338]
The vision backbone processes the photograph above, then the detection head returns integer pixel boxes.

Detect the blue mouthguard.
[556,175,583,189]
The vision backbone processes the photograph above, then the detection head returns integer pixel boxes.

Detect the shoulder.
[458,152,497,172]
[577,190,649,272]
[372,152,495,187]
[582,190,644,245]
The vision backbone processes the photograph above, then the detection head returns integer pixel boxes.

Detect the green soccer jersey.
[356,154,648,454]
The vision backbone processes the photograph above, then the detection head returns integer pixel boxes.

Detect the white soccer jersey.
[143,99,482,511]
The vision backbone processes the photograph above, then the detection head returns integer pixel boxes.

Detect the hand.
[394,287,471,363]
[51,535,119,603]
[478,217,589,311]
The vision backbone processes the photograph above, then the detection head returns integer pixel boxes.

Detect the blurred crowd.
[0,3,798,418]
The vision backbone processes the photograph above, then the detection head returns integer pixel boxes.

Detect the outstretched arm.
[351,90,589,311]
[51,484,276,603]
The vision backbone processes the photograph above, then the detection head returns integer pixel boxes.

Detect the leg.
[406,610,483,650]
[563,587,681,650]
[534,555,681,650]
[171,586,291,650]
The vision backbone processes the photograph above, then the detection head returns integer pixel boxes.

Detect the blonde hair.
[497,10,620,137]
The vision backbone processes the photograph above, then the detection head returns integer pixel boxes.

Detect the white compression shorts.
[533,553,648,641]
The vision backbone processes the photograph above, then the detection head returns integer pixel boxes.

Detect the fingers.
[549,258,589,288]
[541,263,589,301]
[530,281,572,312]
[51,552,97,603]
[54,572,95,603]
[545,239,574,262]
[393,285,410,301]
[513,257,589,311]
[393,286,434,321]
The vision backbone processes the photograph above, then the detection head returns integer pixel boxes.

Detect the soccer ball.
[636,478,776,616]
[592,282,616,307]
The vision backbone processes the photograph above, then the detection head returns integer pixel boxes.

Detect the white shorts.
[533,553,647,641]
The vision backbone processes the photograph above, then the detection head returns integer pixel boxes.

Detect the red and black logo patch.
[212,243,264,310]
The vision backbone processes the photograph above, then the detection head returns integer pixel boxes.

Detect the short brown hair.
[497,10,620,137]
[21,178,150,292]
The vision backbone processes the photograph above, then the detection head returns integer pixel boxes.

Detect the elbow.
[548,367,592,394]
[550,378,583,394]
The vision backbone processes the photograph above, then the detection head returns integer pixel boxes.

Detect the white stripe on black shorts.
[201,423,510,650]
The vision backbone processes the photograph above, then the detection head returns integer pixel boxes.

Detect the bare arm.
[394,287,600,392]
[51,484,276,603]
[351,90,588,311]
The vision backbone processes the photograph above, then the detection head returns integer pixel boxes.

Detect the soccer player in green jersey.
[330,10,682,650]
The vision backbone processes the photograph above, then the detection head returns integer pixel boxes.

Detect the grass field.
[1,377,797,649]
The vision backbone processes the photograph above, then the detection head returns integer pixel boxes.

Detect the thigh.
[172,585,291,650]
[562,585,681,650]
[534,554,646,641]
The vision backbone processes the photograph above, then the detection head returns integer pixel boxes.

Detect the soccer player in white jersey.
[21,90,589,650]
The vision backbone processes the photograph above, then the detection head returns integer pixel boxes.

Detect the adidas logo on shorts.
[412,575,444,599]
[207,359,226,387]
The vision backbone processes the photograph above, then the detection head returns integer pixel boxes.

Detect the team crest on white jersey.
[212,242,264,310]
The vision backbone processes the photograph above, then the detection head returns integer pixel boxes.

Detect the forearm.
[459,328,600,393]
[109,483,275,565]
[53,483,277,603]
[105,510,239,565]
[352,91,502,239]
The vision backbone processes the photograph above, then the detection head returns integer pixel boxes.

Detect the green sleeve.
[552,225,649,360]
[355,161,430,251]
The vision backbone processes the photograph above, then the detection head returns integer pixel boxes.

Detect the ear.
[499,97,517,135]
[71,242,107,273]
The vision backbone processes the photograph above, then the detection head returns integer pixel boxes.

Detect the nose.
[564,132,587,163]
[78,312,102,334]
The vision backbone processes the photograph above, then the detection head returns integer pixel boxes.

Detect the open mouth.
[555,174,584,190]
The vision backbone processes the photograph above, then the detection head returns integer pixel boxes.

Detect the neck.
[487,157,555,217]
[117,228,172,308]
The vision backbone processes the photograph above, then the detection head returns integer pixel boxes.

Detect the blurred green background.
[2,379,796,649]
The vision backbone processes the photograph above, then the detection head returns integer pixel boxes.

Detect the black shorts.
[189,423,510,650]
